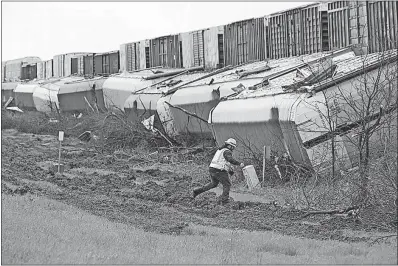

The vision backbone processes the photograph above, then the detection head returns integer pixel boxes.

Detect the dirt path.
[1,129,396,243]
[213,187,271,204]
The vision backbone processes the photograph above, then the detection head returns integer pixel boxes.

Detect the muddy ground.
[1,129,396,242]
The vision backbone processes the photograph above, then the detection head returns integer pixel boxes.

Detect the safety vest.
[209,148,231,171]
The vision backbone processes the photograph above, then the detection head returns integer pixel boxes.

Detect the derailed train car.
[82,50,120,76]
[53,52,93,78]
[3,57,41,82]
[209,49,397,171]
[179,25,225,70]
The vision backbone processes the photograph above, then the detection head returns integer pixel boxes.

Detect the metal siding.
[4,57,41,81]
[139,40,148,69]
[109,51,119,74]
[45,60,53,79]
[180,32,195,69]
[64,54,72,77]
[53,55,60,77]
[224,17,266,66]
[71,58,78,75]
[119,43,127,72]
[94,54,103,75]
[77,55,84,75]
[84,55,94,76]
[36,62,45,80]
[204,26,224,69]
[192,30,205,66]
[150,35,181,68]
[367,1,397,53]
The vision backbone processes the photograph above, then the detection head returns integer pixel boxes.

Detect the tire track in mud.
[1,130,391,242]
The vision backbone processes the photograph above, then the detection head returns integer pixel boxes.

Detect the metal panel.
[150,35,181,68]
[180,31,194,69]
[109,51,119,74]
[5,57,41,81]
[268,3,324,59]
[348,1,368,52]
[84,55,94,76]
[224,17,267,66]
[74,55,84,75]
[119,43,127,72]
[102,54,110,74]
[45,60,53,79]
[71,58,78,75]
[204,26,224,69]
[192,30,205,66]
[139,40,149,70]
[36,62,45,80]
[327,1,351,50]
[94,54,103,75]
[53,55,61,77]
[367,1,397,53]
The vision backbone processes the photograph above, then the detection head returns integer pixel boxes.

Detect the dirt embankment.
[2,129,396,242]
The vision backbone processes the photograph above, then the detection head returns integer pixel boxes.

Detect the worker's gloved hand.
[240,163,245,168]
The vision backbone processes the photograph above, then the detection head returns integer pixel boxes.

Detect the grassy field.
[2,193,396,264]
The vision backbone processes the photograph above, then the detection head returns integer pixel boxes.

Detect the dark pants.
[194,167,231,203]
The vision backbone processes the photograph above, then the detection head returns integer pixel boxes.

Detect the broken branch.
[165,102,208,123]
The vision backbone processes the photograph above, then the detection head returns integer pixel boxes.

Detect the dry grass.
[2,194,396,265]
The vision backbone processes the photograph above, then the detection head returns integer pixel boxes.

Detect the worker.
[193,138,244,204]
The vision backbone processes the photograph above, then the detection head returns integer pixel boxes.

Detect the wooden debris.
[302,206,359,218]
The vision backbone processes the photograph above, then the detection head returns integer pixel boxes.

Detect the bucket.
[242,165,259,190]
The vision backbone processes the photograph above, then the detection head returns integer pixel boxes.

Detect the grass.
[2,194,397,265]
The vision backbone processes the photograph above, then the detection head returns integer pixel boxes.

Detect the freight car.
[53,53,93,78]
[327,1,397,53]
[82,50,120,77]
[179,25,225,70]
[37,59,54,80]
[267,2,329,59]
[223,17,267,66]
[3,57,41,82]
[21,63,38,81]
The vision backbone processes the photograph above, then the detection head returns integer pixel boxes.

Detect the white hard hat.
[225,138,237,148]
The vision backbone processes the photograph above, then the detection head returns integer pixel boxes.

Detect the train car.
[120,41,142,72]
[14,83,41,110]
[1,82,19,104]
[93,50,120,76]
[53,53,92,78]
[71,55,85,76]
[57,77,106,113]
[326,1,397,54]
[149,35,182,68]
[365,1,397,53]
[267,3,329,59]
[82,51,120,76]
[21,63,37,81]
[179,25,225,70]
[223,17,268,66]
[3,57,41,82]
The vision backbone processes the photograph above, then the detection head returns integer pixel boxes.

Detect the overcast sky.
[2,2,313,61]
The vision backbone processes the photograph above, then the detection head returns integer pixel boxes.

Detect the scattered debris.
[6,106,23,113]
[4,97,14,108]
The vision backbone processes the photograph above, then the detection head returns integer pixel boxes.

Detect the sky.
[2,2,313,62]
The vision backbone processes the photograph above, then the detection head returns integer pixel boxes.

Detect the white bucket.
[242,165,259,190]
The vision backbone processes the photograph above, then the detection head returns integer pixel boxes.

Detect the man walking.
[193,138,244,204]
